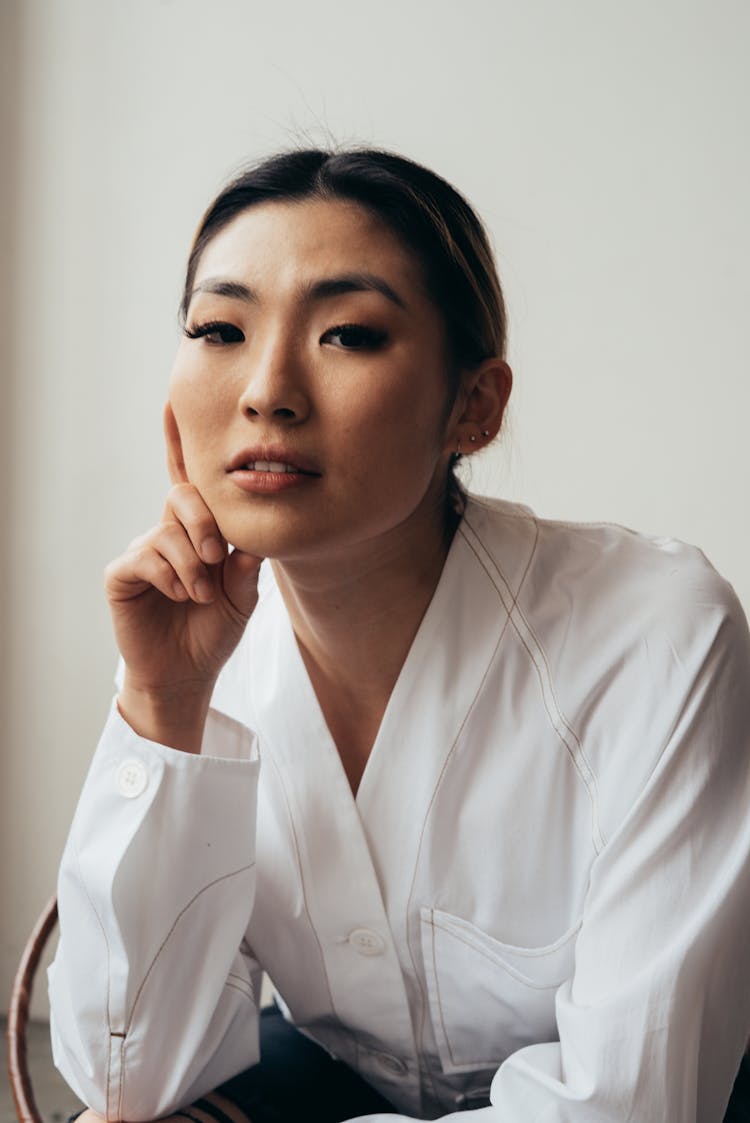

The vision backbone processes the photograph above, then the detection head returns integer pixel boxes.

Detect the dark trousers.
[216,1006,397,1122]
[723,1052,750,1122]
[216,1007,750,1123]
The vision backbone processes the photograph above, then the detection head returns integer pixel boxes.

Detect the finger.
[222,549,263,618]
[163,483,226,565]
[145,522,217,602]
[164,401,189,486]
[105,547,190,604]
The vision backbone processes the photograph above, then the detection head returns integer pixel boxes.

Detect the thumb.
[222,549,263,619]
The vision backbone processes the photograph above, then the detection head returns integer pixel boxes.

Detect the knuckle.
[188,503,214,528]
[169,483,215,527]
[166,481,199,514]
[103,559,118,586]
[181,557,208,584]
[104,552,133,583]
[154,556,176,582]
[160,522,188,548]
[129,541,151,566]
[170,481,195,499]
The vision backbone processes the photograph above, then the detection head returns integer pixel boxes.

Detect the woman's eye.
[184,321,245,345]
[321,323,388,351]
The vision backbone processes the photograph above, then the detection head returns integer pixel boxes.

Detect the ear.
[163,401,190,485]
[445,359,513,455]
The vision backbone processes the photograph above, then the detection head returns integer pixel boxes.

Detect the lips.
[226,448,321,476]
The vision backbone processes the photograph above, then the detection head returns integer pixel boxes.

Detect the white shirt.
[48,496,750,1122]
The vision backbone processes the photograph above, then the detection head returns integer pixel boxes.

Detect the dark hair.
[180,148,508,514]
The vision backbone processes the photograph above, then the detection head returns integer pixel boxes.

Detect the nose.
[237,333,311,423]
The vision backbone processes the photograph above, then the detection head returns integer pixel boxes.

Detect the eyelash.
[183,320,244,344]
[321,323,388,351]
[183,320,388,351]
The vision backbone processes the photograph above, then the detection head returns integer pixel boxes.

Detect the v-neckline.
[277,526,467,809]
[243,495,539,920]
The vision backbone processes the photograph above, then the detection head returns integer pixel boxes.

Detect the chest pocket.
[421,907,580,1074]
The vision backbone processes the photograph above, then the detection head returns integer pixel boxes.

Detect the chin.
[214,509,317,561]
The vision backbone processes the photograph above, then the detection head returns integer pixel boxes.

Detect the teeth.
[247,460,293,473]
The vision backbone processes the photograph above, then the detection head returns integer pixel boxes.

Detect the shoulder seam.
[462,512,607,853]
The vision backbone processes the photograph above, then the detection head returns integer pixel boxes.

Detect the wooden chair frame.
[7,896,58,1123]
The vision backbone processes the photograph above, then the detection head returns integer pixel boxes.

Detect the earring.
[481,429,490,437]
[469,434,477,443]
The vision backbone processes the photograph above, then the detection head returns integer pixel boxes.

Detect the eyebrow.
[304,272,406,309]
[192,278,256,301]
[192,271,406,310]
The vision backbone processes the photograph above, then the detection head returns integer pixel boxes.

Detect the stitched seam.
[406,517,532,1097]
[116,1035,125,1122]
[427,909,564,1072]
[447,1054,504,1072]
[431,918,567,991]
[125,863,254,1031]
[468,495,651,536]
[225,965,254,992]
[429,910,457,1067]
[407,613,513,1093]
[462,517,574,746]
[70,830,117,1113]
[428,910,504,1071]
[468,530,600,842]
[224,979,254,1000]
[432,908,582,957]
[105,1034,113,1122]
[512,516,540,612]
[468,496,533,519]
[262,752,345,1036]
[462,517,605,852]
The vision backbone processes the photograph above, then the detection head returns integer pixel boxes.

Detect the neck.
[271,491,459,714]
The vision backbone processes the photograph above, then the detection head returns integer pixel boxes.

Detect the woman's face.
[169,197,463,562]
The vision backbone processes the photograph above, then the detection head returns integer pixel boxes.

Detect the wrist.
[118,676,215,754]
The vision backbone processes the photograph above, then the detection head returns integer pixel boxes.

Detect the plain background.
[1,0,748,1017]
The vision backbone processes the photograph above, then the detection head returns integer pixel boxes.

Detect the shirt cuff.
[109,696,259,764]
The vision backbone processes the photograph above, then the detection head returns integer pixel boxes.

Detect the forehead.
[192,197,428,296]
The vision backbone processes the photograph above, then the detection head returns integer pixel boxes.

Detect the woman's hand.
[105,482,262,753]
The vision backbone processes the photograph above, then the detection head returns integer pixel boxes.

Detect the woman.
[49,149,750,1122]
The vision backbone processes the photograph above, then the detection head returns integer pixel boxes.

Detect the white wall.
[2,0,748,1016]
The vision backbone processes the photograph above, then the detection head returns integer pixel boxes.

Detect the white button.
[116,759,148,798]
[347,927,385,956]
[376,1052,407,1077]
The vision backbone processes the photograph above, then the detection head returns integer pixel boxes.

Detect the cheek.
[334,386,450,499]
[333,358,450,439]
[169,366,232,472]
[373,387,450,462]
[171,342,229,403]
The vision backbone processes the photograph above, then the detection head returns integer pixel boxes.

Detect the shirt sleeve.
[349,583,750,1121]
[48,701,262,1122]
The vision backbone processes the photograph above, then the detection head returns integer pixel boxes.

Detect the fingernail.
[194,577,214,602]
[201,537,224,564]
